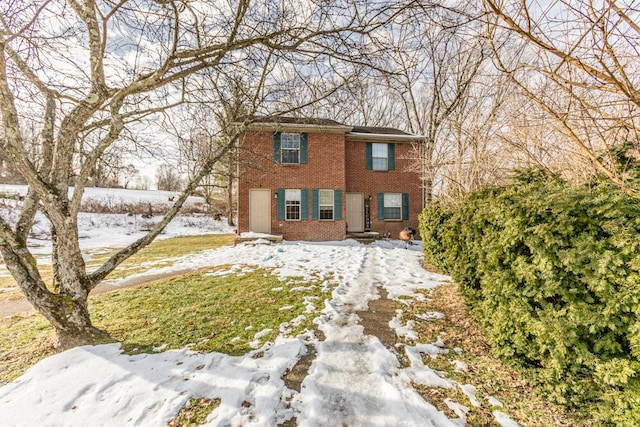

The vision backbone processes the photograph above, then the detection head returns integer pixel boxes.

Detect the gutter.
[345,132,427,143]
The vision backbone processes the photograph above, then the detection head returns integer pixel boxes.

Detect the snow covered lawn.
[0,240,520,426]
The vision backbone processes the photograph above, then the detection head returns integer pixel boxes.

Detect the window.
[285,189,301,220]
[372,143,388,170]
[383,193,402,220]
[281,133,300,164]
[366,142,394,171]
[319,190,334,220]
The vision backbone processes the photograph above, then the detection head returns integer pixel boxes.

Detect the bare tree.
[483,0,640,193]
[370,4,489,205]
[156,164,183,192]
[0,0,414,347]
[120,164,139,189]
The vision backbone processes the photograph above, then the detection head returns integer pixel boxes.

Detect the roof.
[349,126,411,136]
[234,116,352,133]
[239,116,347,127]
[235,116,425,142]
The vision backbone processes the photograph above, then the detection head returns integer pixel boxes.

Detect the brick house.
[235,117,424,241]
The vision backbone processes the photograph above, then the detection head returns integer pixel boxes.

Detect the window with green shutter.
[274,133,308,164]
[281,133,300,164]
[367,143,395,171]
[312,189,342,221]
[383,193,402,220]
[377,192,407,221]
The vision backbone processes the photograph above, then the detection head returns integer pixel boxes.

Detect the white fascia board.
[244,123,353,134]
[345,132,426,143]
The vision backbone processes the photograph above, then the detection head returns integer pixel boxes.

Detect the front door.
[249,189,271,233]
[346,192,364,232]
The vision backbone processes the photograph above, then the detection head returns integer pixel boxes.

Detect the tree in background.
[483,0,640,194]
[156,164,183,192]
[0,0,414,347]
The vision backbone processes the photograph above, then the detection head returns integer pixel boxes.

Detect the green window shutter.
[366,143,373,170]
[388,143,395,170]
[300,133,308,164]
[334,190,342,220]
[377,192,384,219]
[273,132,281,163]
[277,188,285,220]
[311,189,319,220]
[301,189,308,220]
[402,192,409,220]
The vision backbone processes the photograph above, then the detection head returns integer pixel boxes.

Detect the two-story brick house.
[235,117,424,241]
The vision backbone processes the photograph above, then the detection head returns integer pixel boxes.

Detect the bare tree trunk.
[0,242,108,348]
[227,184,235,227]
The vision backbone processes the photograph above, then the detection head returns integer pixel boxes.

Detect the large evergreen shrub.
[419,171,640,425]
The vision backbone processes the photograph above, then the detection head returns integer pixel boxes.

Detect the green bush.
[419,171,640,425]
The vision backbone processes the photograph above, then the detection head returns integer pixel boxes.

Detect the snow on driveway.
[0,240,515,426]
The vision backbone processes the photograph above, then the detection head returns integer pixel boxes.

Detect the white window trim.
[372,143,388,171]
[281,133,301,164]
[383,192,402,221]
[318,189,334,221]
[285,189,302,221]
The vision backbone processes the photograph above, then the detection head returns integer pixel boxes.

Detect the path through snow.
[298,247,454,426]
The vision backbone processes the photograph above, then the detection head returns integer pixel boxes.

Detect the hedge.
[419,171,640,425]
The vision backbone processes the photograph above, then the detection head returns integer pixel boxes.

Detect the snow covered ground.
[0,184,234,254]
[0,241,518,426]
[0,185,518,426]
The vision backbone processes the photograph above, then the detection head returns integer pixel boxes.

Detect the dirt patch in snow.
[283,345,317,394]
[356,287,397,348]
[283,330,325,394]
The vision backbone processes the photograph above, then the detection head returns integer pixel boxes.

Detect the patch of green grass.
[91,267,328,355]
[0,234,234,300]
[169,397,221,427]
[0,313,59,385]
[0,266,333,385]
[87,234,235,280]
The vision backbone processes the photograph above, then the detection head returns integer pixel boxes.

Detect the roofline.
[239,122,353,133]
[345,132,426,143]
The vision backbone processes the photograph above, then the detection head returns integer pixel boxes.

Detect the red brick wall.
[238,129,423,241]
[238,130,347,241]
[345,140,422,239]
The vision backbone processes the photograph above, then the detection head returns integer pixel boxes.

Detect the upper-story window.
[372,143,388,170]
[274,132,308,164]
[366,142,395,171]
[281,133,301,164]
